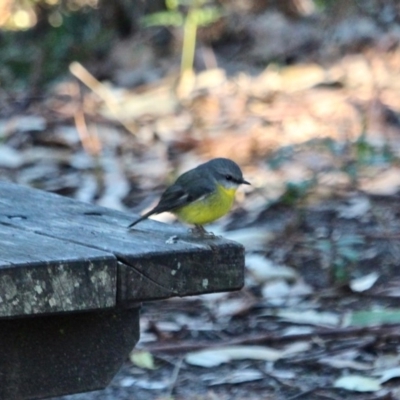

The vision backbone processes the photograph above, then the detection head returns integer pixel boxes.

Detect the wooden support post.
[0,306,140,400]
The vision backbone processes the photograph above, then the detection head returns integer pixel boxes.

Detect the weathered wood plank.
[0,181,245,310]
[0,225,116,317]
[118,241,244,301]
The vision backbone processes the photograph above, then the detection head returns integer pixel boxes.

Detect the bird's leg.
[195,224,207,235]
[190,224,216,238]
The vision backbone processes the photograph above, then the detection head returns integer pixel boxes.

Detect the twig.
[69,62,137,135]
[166,356,183,398]
[74,109,102,156]
[288,387,343,400]
[365,233,400,240]
[286,388,318,400]
[141,325,400,354]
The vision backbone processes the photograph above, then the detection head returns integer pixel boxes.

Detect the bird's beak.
[241,179,250,185]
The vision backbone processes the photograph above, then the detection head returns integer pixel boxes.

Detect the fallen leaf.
[222,228,275,251]
[194,68,226,90]
[202,369,264,386]
[376,367,400,384]
[0,145,24,168]
[281,341,312,358]
[215,298,251,318]
[185,345,285,368]
[130,350,156,370]
[369,279,400,298]
[246,254,298,284]
[349,272,379,292]
[319,357,372,371]
[360,168,400,196]
[119,377,136,387]
[6,115,46,133]
[338,196,371,219]
[272,309,340,327]
[333,375,382,392]
[282,326,314,336]
[100,83,178,121]
[344,309,400,327]
[128,378,169,390]
[261,280,291,305]
[262,280,313,306]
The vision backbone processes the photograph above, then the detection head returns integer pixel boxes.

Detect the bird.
[128,158,249,234]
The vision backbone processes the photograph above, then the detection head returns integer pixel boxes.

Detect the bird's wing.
[127,172,215,228]
[127,186,186,228]
[153,175,215,214]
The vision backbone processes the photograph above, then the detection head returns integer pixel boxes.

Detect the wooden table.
[0,181,244,400]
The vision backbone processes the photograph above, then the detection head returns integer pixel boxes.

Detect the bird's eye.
[225,174,233,181]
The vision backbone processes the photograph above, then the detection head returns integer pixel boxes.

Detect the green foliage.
[314,233,364,283]
[355,134,395,165]
[279,180,314,206]
[313,0,337,10]
[0,7,114,90]
[142,0,222,74]
[0,34,34,89]
[267,146,294,170]
[143,11,184,27]
[143,4,220,28]
[348,309,400,327]
[337,134,397,185]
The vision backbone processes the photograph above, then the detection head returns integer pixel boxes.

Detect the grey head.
[199,158,250,188]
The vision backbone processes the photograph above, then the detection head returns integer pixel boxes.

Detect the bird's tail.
[127,210,154,229]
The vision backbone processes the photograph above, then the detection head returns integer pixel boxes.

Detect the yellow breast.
[174,184,237,225]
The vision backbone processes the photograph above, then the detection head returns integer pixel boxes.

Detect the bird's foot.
[190,225,217,239]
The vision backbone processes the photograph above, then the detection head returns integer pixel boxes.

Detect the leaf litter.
[3,7,400,400]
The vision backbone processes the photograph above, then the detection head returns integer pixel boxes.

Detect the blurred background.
[2,1,400,399]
